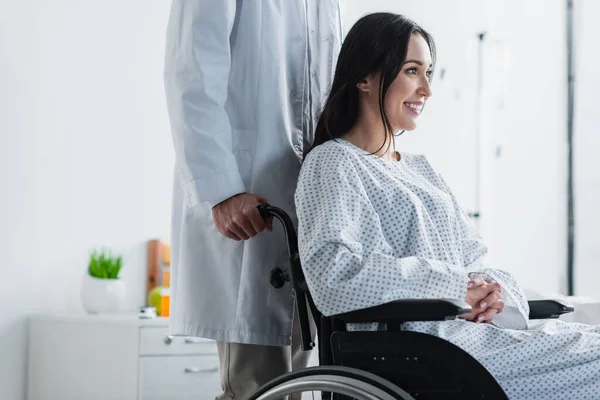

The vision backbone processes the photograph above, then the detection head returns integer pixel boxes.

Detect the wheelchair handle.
[257,203,270,221]
[256,204,315,351]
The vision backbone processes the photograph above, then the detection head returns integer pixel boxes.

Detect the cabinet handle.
[164,336,207,345]
[184,366,219,374]
[184,337,205,344]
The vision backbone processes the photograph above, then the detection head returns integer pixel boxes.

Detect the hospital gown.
[295,138,600,400]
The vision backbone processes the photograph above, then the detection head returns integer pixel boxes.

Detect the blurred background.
[1,0,598,399]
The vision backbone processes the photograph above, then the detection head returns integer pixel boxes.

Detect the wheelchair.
[249,205,575,400]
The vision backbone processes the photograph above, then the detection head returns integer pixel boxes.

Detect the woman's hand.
[461,278,504,323]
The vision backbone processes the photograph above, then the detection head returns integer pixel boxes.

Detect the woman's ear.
[357,73,379,93]
[356,76,371,92]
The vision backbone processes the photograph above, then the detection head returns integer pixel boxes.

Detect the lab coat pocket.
[191,201,213,221]
[232,129,256,192]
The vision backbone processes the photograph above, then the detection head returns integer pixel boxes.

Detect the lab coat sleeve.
[164,0,245,207]
[436,171,530,329]
[295,147,470,317]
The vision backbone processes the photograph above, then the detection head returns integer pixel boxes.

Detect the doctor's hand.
[461,278,504,323]
[212,193,273,241]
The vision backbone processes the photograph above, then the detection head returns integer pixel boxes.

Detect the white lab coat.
[164,0,342,346]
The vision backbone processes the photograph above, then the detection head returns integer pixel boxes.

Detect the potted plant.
[81,249,126,314]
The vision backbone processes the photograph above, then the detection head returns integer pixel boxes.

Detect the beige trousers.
[215,310,315,400]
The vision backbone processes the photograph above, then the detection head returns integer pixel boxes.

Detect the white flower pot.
[81,273,126,314]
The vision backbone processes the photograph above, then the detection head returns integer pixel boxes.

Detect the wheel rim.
[256,380,379,399]
[254,374,413,400]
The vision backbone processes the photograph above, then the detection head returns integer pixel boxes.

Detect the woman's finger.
[489,299,505,315]
[459,311,479,322]
[468,277,486,289]
[478,300,505,323]
[477,308,499,323]
[479,290,501,312]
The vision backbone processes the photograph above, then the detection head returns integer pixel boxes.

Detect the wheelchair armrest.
[331,298,472,323]
[528,299,575,319]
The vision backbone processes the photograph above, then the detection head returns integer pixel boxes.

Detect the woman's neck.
[342,113,399,162]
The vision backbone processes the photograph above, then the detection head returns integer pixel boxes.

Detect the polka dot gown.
[295,139,600,399]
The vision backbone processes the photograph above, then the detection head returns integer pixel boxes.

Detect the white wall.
[574,0,600,296]
[479,0,568,296]
[0,2,173,399]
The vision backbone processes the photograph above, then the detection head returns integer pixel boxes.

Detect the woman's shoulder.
[401,153,442,179]
[307,139,354,158]
[401,152,429,167]
[303,139,357,170]
[299,140,366,190]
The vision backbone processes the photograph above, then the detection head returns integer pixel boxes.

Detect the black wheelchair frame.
[256,204,574,399]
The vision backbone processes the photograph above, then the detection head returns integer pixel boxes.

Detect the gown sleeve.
[436,170,530,329]
[295,146,470,317]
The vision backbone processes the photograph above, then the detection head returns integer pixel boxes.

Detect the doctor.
[163,1,342,398]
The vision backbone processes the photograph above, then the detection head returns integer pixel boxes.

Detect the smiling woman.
[308,12,436,160]
[295,11,600,400]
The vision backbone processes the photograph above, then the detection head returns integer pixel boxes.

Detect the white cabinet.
[27,314,221,400]
[139,355,220,399]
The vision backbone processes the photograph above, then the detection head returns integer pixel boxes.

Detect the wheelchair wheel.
[248,366,414,400]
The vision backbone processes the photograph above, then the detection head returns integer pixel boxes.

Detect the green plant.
[88,249,122,279]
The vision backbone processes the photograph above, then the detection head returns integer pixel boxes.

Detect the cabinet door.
[139,355,221,399]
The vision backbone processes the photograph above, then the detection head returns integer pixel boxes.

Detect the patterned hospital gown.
[295,138,600,400]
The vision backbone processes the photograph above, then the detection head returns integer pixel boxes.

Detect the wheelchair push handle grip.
[257,204,270,221]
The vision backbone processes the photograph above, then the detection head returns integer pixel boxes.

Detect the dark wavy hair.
[308,13,436,156]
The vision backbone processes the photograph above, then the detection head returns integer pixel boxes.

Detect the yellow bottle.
[160,269,171,317]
